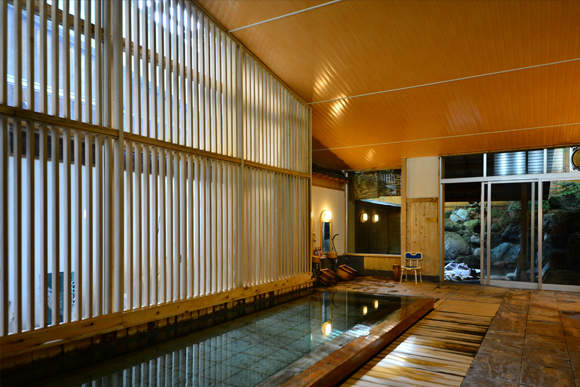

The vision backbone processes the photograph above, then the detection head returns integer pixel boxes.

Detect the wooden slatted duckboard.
[342,300,499,387]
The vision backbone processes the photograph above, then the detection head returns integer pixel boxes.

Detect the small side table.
[392,263,401,282]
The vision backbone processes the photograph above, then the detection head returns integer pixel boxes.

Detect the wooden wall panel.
[406,199,440,277]
[0,0,312,349]
[363,257,399,272]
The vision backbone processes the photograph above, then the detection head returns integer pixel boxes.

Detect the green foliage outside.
[552,181,580,199]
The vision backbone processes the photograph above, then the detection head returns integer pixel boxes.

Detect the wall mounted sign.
[426,217,438,223]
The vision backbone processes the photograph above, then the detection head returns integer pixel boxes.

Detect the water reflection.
[43,291,412,387]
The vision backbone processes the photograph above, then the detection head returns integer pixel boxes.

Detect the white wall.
[407,156,440,198]
[312,186,346,255]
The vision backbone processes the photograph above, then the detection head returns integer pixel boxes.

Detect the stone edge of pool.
[258,296,435,387]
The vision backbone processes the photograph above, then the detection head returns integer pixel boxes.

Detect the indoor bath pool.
[35,291,432,387]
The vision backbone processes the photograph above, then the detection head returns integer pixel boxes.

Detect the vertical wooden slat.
[159,149,166,303]
[73,129,82,321]
[203,16,210,151]
[125,141,133,310]
[133,0,141,136]
[173,152,179,299]
[112,0,126,311]
[180,154,187,298]
[25,122,35,331]
[185,0,192,149]
[209,22,216,154]
[84,0,91,123]
[233,163,238,288]
[13,119,22,333]
[13,0,21,107]
[0,117,8,334]
[216,161,222,292]
[192,9,199,150]
[95,0,102,126]
[158,0,165,142]
[257,169,261,284]
[187,155,194,298]
[164,0,171,143]
[74,0,81,121]
[265,171,269,282]
[199,157,205,296]
[215,28,221,156]
[225,163,230,290]
[102,137,111,314]
[50,126,60,325]
[142,0,149,139]
[211,160,217,292]
[167,150,173,301]
[101,0,109,127]
[50,0,59,117]
[222,33,228,157]
[205,158,211,294]
[225,35,229,158]
[135,143,142,307]
[149,0,156,141]
[178,0,186,147]
[151,148,158,305]
[194,156,200,297]
[143,145,150,306]
[39,0,48,114]
[85,133,93,319]
[124,0,132,133]
[26,0,33,112]
[0,0,7,104]
[95,134,103,316]
[62,127,71,323]
[171,0,178,144]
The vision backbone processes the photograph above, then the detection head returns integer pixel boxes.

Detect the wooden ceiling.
[197,0,580,170]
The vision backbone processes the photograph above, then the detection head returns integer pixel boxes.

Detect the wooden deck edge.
[281,297,434,387]
[0,273,313,359]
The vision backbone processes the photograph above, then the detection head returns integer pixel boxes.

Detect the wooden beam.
[406,197,438,203]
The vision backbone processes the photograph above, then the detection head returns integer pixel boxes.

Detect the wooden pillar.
[401,158,407,256]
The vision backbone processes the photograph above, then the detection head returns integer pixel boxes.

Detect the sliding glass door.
[540,179,580,288]
[481,182,539,287]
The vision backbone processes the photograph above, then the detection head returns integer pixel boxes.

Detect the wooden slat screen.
[0,0,311,337]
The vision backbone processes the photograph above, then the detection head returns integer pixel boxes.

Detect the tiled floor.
[324,277,580,387]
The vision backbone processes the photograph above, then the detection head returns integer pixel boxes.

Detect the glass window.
[348,170,401,254]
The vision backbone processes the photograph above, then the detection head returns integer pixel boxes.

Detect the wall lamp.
[372,214,379,223]
[322,210,332,222]
[360,212,368,223]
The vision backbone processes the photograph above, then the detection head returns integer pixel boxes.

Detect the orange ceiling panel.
[314,124,580,170]
[196,0,329,31]
[196,0,580,170]
[223,0,580,103]
[312,60,580,148]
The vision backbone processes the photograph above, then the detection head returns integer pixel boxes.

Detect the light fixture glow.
[322,210,332,222]
[362,306,368,315]
[374,300,379,309]
[372,214,379,223]
[360,213,368,223]
[321,321,332,336]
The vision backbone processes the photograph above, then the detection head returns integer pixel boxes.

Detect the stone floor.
[322,277,580,387]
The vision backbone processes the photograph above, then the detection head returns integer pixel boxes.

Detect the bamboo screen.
[0,0,311,336]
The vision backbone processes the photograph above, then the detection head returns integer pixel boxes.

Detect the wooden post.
[401,158,407,256]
